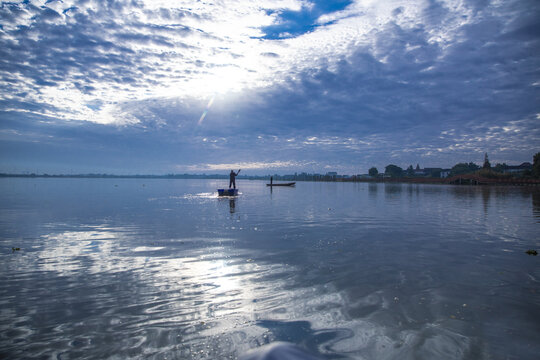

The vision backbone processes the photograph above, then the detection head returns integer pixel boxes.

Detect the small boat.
[217,188,238,196]
[266,182,296,187]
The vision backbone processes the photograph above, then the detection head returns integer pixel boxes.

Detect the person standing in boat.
[229,169,241,189]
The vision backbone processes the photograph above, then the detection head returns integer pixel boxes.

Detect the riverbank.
[2,173,539,185]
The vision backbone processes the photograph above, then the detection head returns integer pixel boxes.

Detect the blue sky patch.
[260,0,353,39]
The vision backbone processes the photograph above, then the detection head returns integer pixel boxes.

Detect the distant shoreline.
[1,173,539,186]
[0,173,234,179]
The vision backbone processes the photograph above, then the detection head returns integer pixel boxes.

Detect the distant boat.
[217,189,238,196]
[266,182,296,187]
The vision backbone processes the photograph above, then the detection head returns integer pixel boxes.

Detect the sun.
[193,66,254,97]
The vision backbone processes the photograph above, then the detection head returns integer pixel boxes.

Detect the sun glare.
[191,66,254,97]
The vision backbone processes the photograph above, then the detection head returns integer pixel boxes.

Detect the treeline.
[0,173,236,179]
[368,152,540,179]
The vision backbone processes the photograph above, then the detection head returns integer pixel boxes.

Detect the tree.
[533,152,540,178]
[493,163,508,173]
[483,153,491,169]
[450,162,480,176]
[385,164,403,178]
[406,165,414,176]
[368,167,378,177]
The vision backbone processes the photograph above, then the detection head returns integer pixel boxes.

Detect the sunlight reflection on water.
[1,179,539,359]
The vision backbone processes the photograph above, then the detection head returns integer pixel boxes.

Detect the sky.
[0,0,539,175]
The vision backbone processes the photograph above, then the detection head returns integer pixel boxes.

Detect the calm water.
[1,178,539,359]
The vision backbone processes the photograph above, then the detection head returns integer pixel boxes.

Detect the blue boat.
[217,188,238,196]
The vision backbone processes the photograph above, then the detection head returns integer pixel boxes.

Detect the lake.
[1,178,539,359]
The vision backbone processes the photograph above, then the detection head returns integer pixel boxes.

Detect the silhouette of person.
[229,169,241,189]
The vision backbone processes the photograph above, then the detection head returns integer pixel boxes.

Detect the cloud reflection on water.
[10,227,295,357]
[1,180,539,359]
[8,224,486,358]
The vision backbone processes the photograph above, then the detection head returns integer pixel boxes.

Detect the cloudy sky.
[0,0,539,175]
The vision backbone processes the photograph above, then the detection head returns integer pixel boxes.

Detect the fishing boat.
[266,182,295,187]
[217,188,238,196]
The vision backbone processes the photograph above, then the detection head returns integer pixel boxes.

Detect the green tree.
[368,167,378,177]
[385,164,403,178]
[406,165,414,176]
[450,162,479,176]
[493,163,508,173]
[533,152,540,178]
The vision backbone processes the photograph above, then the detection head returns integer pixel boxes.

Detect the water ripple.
[1,180,539,359]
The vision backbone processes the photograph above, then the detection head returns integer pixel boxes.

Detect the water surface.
[1,178,539,359]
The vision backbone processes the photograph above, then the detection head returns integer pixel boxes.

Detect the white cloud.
[183,161,303,171]
[0,0,478,125]
[1,0,538,173]
[0,0,486,125]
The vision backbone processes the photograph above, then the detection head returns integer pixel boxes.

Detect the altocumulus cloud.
[0,0,539,174]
